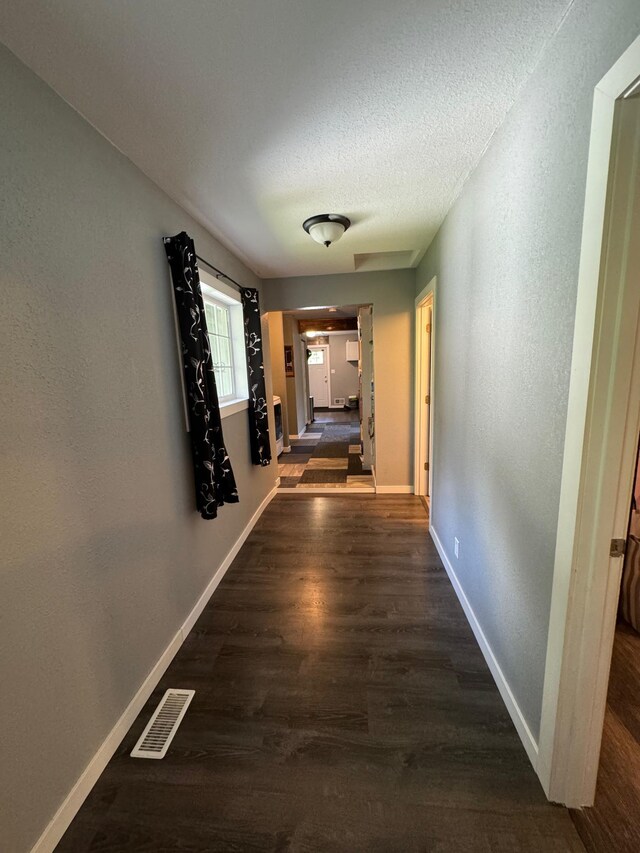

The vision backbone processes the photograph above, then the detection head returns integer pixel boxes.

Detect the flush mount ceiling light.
[302,214,351,247]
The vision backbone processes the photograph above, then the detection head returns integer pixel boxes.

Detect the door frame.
[414,278,436,504]
[307,344,331,409]
[537,35,640,807]
[300,335,311,423]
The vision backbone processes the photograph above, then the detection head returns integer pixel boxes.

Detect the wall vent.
[334,397,346,406]
[130,689,194,759]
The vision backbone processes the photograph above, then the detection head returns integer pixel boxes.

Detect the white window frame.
[199,269,249,419]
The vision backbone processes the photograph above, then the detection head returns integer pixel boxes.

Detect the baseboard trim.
[430,525,539,770]
[277,487,376,495]
[31,484,279,853]
[376,485,413,494]
[288,428,307,439]
[181,484,278,637]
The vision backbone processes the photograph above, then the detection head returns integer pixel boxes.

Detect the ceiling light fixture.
[302,214,351,248]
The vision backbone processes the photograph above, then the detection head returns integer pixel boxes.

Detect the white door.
[308,345,330,407]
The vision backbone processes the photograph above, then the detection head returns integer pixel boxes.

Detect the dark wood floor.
[571,620,640,853]
[57,495,584,852]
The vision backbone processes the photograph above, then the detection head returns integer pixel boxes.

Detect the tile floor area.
[278,409,374,491]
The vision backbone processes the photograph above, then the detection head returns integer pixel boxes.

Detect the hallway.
[56,496,583,852]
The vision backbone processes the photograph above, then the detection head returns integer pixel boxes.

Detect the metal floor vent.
[131,689,195,759]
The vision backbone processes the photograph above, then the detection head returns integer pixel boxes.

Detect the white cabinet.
[345,339,359,362]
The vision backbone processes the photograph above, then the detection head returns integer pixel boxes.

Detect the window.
[204,297,234,400]
[199,269,249,416]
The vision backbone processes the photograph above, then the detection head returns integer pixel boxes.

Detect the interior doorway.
[537,35,640,816]
[414,279,435,510]
[570,435,640,852]
[266,304,376,493]
[307,345,330,407]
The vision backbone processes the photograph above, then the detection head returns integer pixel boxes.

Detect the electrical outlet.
[454,537,460,559]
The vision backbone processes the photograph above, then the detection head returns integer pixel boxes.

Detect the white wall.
[0,45,277,852]
[416,0,640,740]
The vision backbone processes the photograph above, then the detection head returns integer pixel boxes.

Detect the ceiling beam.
[298,317,358,333]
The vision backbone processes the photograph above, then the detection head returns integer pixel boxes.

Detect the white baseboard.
[180,485,279,636]
[281,446,291,454]
[277,487,376,495]
[31,484,279,853]
[288,428,307,439]
[376,485,413,494]
[430,525,539,770]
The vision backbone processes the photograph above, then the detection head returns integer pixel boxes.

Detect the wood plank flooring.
[56,496,584,852]
[570,620,640,853]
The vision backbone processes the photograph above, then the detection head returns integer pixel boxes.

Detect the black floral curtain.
[163,231,239,519]
[240,288,272,466]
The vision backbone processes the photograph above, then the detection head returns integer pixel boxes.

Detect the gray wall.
[328,333,359,405]
[0,45,276,852]
[416,0,640,740]
[264,271,415,487]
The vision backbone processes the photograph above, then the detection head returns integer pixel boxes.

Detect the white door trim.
[300,336,311,423]
[537,35,640,807]
[308,344,331,408]
[414,278,436,503]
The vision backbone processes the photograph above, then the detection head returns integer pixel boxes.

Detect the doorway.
[266,305,376,493]
[414,279,435,510]
[570,435,640,852]
[307,345,330,408]
[537,35,640,815]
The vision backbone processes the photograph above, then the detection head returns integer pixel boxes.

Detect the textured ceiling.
[0,0,572,278]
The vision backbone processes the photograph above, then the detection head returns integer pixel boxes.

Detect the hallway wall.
[0,45,277,852]
[283,314,307,436]
[266,311,291,452]
[264,271,415,489]
[416,0,640,742]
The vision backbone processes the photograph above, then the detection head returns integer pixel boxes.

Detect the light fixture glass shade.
[303,214,350,247]
[308,221,346,246]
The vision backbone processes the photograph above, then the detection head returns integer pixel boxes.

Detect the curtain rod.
[196,254,245,292]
